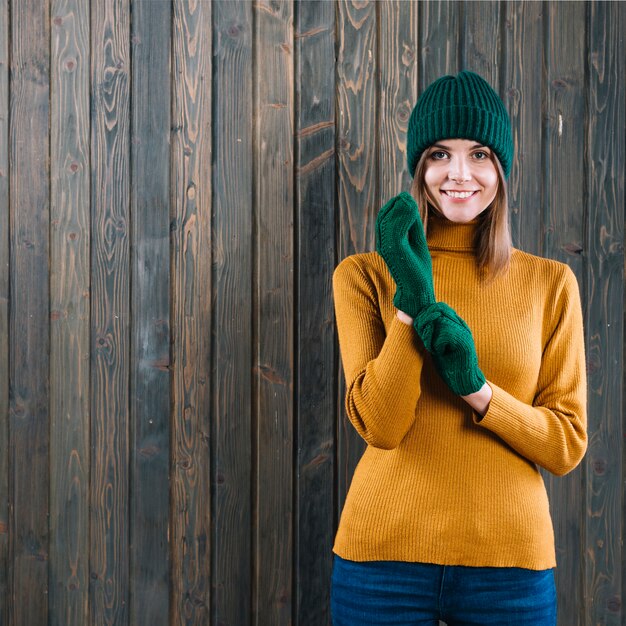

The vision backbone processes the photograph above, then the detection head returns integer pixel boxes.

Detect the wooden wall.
[0,1,624,625]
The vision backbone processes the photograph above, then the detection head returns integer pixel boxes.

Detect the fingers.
[375,193,419,246]
[399,194,427,253]
[407,220,427,255]
[431,302,471,332]
[413,302,473,353]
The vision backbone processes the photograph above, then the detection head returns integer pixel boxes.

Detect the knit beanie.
[406,71,513,179]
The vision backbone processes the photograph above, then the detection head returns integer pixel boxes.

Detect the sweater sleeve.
[475,265,587,476]
[333,256,424,449]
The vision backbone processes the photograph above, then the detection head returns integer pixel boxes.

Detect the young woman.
[331,71,587,625]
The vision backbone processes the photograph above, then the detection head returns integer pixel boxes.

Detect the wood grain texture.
[129,1,171,624]
[254,1,294,623]
[212,1,253,624]
[378,0,417,193]
[418,0,460,89]
[585,3,625,624]
[542,3,586,624]
[170,1,213,624]
[0,0,8,622]
[503,0,543,254]
[335,0,376,526]
[336,0,377,256]
[462,0,501,80]
[9,0,50,623]
[49,1,90,624]
[89,1,130,624]
[295,1,336,624]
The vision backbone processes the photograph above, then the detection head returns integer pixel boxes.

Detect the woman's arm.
[334,256,425,449]
[397,264,587,476]
[473,266,587,476]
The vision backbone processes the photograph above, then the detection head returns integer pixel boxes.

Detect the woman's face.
[423,139,499,223]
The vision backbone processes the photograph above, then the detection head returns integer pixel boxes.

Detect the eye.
[429,150,448,160]
[472,150,490,160]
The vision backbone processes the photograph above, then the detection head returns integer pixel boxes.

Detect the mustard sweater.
[332,216,587,570]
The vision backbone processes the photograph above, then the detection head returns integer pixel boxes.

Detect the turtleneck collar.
[426,214,480,252]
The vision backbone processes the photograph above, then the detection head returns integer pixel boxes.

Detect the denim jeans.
[331,555,556,626]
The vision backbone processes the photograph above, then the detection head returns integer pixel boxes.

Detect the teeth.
[443,190,475,199]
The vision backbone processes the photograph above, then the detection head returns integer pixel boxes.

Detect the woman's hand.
[375,192,436,317]
[461,382,493,417]
[398,301,492,412]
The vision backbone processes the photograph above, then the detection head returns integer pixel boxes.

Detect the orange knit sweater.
[332,216,587,570]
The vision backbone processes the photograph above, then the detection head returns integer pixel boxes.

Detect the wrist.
[396,309,414,325]
[461,381,493,418]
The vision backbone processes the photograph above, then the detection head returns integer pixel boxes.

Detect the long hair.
[409,149,512,280]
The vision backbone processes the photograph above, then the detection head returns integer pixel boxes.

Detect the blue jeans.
[331,555,556,625]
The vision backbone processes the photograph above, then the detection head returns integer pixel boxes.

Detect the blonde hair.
[409,149,512,280]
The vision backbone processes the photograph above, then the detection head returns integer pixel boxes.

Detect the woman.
[331,71,587,625]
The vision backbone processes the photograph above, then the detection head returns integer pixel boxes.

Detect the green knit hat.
[406,71,513,178]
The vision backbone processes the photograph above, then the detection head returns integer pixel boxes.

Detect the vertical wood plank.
[418,0,460,90]
[335,0,376,527]
[89,1,130,623]
[462,0,501,81]
[295,1,336,624]
[129,1,171,624]
[502,1,543,254]
[543,3,586,624]
[585,3,624,624]
[0,0,8,622]
[9,0,50,622]
[254,1,294,623]
[378,0,417,192]
[170,1,212,624]
[212,1,253,624]
[336,0,377,256]
[49,1,90,624]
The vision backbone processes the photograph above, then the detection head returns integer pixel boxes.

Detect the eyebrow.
[431,142,489,150]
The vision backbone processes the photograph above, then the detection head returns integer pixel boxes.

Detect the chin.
[431,197,487,223]
[440,210,481,224]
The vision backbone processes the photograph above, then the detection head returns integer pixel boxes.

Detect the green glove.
[375,191,436,317]
[414,302,486,395]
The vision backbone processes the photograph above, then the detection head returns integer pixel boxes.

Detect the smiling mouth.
[441,190,478,199]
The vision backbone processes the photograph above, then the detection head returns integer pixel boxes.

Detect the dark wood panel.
[295,1,336,624]
[8,0,50,623]
[254,1,294,623]
[129,1,171,624]
[89,1,130,623]
[336,0,378,256]
[212,1,253,624]
[49,1,90,624]
[585,4,625,624]
[379,0,417,193]
[0,0,8,623]
[418,0,460,89]
[462,0,501,80]
[170,1,213,624]
[335,0,376,528]
[543,3,586,624]
[503,0,543,254]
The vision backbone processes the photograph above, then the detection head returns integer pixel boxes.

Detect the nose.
[448,155,471,182]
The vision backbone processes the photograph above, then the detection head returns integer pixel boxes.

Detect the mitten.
[414,302,486,395]
[375,191,435,317]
